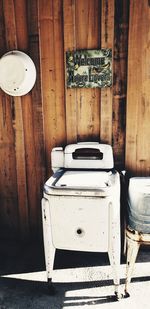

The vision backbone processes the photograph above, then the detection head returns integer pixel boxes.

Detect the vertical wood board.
[113,0,129,169]
[126,0,150,175]
[75,0,100,142]
[63,0,77,143]
[100,0,114,144]
[38,0,66,174]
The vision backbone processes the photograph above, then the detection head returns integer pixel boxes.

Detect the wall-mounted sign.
[66,49,112,88]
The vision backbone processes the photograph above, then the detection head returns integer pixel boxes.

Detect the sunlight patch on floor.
[1,262,150,283]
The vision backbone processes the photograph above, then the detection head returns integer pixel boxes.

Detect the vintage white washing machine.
[42,142,121,299]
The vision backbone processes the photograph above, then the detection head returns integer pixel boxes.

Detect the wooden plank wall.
[125,0,150,175]
[1,0,149,241]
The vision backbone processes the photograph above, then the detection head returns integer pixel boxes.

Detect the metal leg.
[108,199,122,300]
[108,238,121,299]
[123,220,127,256]
[124,235,140,297]
[42,198,56,294]
[108,222,121,300]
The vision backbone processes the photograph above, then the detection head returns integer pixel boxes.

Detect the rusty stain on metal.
[44,209,46,220]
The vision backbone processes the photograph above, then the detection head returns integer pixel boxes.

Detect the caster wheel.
[124,291,130,298]
[48,279,57,295]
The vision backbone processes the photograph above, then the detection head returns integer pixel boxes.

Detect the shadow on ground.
[0,240,150,309]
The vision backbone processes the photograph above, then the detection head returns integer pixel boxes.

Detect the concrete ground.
[0,240,150,309]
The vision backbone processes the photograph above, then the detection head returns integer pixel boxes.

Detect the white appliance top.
[43,169,120,197]
[51,142,114,171]
[55,170,111,189]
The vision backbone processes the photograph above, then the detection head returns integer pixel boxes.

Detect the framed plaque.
[66,49,112,88]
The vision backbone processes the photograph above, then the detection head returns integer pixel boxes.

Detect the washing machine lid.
[44,169,120,196]
[54,170,111,189]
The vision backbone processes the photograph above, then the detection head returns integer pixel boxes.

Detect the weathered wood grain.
[28,0,46,236]
[0,0,21,238]
[0,92,19,236]
[63,0,77,143]
[39,0,66,174]
[100,0,114,144]
[113,0,129,169]
[75,0,100,142]
[125,0,150,175]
